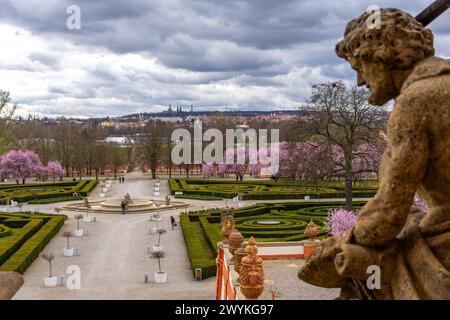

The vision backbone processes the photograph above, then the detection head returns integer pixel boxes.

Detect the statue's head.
[336,8,434,105]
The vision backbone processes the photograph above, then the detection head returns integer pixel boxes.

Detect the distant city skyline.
[1,0,449,118]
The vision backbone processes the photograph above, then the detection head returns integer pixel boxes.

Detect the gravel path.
[13,173,216,300]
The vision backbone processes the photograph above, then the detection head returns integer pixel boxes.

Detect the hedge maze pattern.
[170,179,377,200]
[0,212,66,274]
[180,201,366,279]
[0,179,97,205]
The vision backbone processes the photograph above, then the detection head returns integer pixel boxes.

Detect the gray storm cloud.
[0,0,448,117]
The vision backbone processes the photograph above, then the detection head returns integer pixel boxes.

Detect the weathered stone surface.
[240,237,264,299]
[0,271,24,300]
[299,8,450,300]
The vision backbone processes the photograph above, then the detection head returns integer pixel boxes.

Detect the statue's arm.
[353,90,430,247]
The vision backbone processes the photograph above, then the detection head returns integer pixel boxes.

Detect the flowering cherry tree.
[325,208,359,237]
[201,163,214,179]
[219,147,261,181]
[0,150,43,184]
[46,160,64,182]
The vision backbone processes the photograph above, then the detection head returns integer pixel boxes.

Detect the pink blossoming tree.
[0,150,43,184]
[201,163,214,179]
[46,160,64,182]
[325,208,359,237]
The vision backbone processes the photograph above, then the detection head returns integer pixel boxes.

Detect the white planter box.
[63,247,74,257]
[304,196,311,200]
[154,272,167,283]
[74,229,84,237]
[99,192,106,198]
[154,192,160,197]
[83,216,94,223]
[152,245,164,253]
[102,187,108,193]
[44,276,58,287]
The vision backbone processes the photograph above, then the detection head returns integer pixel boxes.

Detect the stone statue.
[298,8,450,299]
[220,216,236,245]
[124,193,131,205]
[165,195,171,206]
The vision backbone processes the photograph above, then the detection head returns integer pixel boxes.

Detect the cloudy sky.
[0,0,449,118]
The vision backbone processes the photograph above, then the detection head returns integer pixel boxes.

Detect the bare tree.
[298,81,387,210]
[139,120,166,179]
[109,144,126,180]
[0,90,17,152]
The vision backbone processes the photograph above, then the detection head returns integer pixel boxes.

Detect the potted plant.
[42,252,57,287]
[149,213,162,233]
[152,228,166,253]
[74,214,84,237]
[62,231,74,256]
[152,251,167,283]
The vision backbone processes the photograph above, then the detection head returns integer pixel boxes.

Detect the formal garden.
[0,212,66,274]
[0,179,97,205]
[170,178,378,200]
[180,201,366,279]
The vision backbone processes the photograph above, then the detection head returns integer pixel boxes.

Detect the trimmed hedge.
[199,216,222,255]
[0,225,11,238]
[180,201,367,279]
[0,218,43,266]
[169,178,377,200]
[0,212,66,273]
[175,194,223,201]
[180,215,217,279]
[28,196,84,204]
[0,179,97,204]
[0,215,65,274]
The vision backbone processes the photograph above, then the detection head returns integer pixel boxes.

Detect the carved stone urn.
[239,237,264,300]
[304,220,320,240]
[234,241,248,279]
[220,208,232,227]
[220,216,235,245]
[228,230,244,262]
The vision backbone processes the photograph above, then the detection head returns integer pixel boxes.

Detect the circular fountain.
[99,198,155,211]
[256,220,281,225]
[62,195,189,214]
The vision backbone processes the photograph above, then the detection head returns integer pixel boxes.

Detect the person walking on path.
[121,200,126,215]
[170,216,176,230]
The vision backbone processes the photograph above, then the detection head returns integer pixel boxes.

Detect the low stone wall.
[0,271,24,300]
